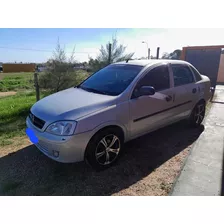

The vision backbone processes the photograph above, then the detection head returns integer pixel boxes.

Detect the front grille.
[29,112,45,129]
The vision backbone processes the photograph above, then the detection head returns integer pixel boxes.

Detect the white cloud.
[63,28,224,62]
[117,28,224,58]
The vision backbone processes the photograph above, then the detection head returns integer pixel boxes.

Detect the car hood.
[31,87,116,122]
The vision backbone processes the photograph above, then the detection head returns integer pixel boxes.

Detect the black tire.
[85,127,124,171]
[188,101,206,127]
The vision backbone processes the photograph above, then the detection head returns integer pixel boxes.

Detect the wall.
[217,54,224,83]
[3,64,36,73]
[181,45,224,60]
[181,45,224,87]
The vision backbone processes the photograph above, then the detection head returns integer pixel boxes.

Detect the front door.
[129,64,175,138]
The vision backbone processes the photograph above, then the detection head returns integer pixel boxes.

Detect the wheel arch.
[192,98,206,109]
[198,98,206,104]
[84,123,126,159]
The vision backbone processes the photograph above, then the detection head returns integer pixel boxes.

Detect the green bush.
[38,41,89,93]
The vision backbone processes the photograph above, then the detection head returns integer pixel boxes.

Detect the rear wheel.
[85,128,124,171]
[189,101,206,127]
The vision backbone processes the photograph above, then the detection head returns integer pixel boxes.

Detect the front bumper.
[26,117,92,163]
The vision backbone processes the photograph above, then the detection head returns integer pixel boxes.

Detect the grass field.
[0,72,33,91]
[0,91,47,146]
[0,71,89,146]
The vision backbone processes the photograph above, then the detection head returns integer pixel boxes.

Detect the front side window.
[136,64,170,91]
[78,64,143,96]
[172,64,194,86]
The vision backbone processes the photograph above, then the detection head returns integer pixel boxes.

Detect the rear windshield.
[79,64,143,96]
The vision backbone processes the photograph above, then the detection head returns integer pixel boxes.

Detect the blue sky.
[0,28,122,63]
[1,28,224,63]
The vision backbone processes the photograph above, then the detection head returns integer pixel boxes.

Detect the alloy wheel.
[194,103,205,125]
[95,134,121,165]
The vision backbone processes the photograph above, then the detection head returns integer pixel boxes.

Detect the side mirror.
[138,86,155,97]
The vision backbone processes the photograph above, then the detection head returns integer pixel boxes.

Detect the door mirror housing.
[138,86,155,97]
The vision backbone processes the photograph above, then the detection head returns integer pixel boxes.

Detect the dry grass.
[0,121,204,196]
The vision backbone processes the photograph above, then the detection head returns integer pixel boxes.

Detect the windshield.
[78,64,143,96]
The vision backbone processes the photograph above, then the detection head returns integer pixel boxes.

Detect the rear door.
[170,64,198,119]
[189,64,211,102]
[129,64,175,138]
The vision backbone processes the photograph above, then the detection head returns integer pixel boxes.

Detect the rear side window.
[190,66,202,81]
[172,65,194,86]
[137,65,170,91]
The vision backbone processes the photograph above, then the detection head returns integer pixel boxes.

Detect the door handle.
[165,95,172,102]
[192,88,197,94]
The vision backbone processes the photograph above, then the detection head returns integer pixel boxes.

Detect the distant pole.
[148,48,150,59]
[34,66,40,102]
[156,47,160,59]
[142,41,149,59]
[108,43,112,64]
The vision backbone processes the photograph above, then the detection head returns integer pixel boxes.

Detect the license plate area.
[26,128,39,144]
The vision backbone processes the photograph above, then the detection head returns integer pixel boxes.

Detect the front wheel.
[188,101,206,127]
[85,128,124,171]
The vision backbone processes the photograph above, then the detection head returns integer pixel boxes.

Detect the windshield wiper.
[77,86,108,95]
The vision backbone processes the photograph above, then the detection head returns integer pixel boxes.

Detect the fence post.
[34,70,40,102]
[108,43,112,64]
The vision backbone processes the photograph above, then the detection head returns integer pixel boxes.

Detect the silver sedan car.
[26,60,211,170]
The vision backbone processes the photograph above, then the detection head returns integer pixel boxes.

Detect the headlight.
[46,121,77,136]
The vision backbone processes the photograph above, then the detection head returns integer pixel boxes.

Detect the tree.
[162,49,182,59]
[162,52,171,59]
[150,55,157,59]
[136,56,147,60]
[170,49,182,59]
[39,40,78,93]
[88,58,106,73]
[88,37,134,72]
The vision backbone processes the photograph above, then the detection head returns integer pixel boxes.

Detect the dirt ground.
[0,121,204,196]
[0,91,17,97]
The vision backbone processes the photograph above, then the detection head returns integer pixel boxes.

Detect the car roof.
[114,59,191,67]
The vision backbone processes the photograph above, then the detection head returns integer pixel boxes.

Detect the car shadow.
[0,121,204,196]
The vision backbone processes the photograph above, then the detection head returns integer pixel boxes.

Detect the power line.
[0,46,97,54]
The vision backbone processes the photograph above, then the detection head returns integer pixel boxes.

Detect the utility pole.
[108,43,112,64]
[148,48,150,59]
[142,41,150,59]
[156,47,160,59]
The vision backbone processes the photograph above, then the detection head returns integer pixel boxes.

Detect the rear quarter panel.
[199,75,211,102]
